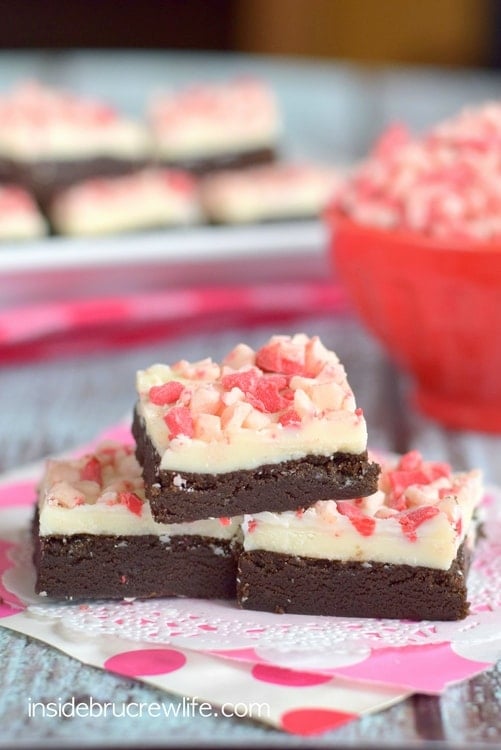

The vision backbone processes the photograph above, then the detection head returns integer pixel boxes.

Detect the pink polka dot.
[0,481,36,508]
[251,663,332,687]
[104,648,186,677]
[335,644,490,693]
[281,707,357,735]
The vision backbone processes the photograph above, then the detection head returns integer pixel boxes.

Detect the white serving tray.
[0,220,331,307]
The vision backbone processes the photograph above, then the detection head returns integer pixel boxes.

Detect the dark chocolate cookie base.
[33,511,236,601]
[132,407,380,524]
[237,543,472,621]
[157,146,276,176]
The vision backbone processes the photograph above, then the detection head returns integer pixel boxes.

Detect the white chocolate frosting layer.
[50,169,200,236]
[136,334,368,474]
[201,163,341,224]
[243,451,483,570]
[0,184,47,239]
[38,442,241,538]
[0,82,150,162]
[149,78,280,160]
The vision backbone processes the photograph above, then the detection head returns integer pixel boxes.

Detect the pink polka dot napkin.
[0,424,500,735]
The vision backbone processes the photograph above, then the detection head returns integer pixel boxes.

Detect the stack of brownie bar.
[33,334,483,621]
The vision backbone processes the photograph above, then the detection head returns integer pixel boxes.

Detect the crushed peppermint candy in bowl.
[326,102,501,433]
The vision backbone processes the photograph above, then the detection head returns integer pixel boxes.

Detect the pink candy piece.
[149,381,184,406]
[398,506,441,542]
[256,341,306,376]
[336,500,376,537]
[118,491,143,516]
[80,456,103,485]
[164,406,194,439]
[278,409,302,427]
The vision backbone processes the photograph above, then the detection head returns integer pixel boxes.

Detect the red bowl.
[326,210,501,432]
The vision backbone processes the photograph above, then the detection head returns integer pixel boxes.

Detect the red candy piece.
[278,409,301,427]
[398,506,440,542]
[336,501,376,537]
[256,342,306,376]
[221,369,259,393]
[80,456,102,485]
[164,406,194,439]
[247,519,258,533]
[219,517,231,526]
[250,377,290,413]
[149,381,184,405]
[118,491,143,516]
[390,469,431,498]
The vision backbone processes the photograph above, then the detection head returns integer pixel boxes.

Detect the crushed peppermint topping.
[40,442,145,512]
[141,334,362,445]
[149,77,280,143]
[249,451,480,544]
[0,81,148,163]
[334,102,501,240]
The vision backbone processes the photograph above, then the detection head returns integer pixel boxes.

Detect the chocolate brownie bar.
[237,451,483,620]
[149,78,280,174]
[133,334,380,524]
[0,82,150,203]
[33,442,240,601]
[50,169,200,236]
[200,163,341,224]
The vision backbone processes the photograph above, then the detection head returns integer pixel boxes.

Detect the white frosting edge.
[242,472,483,570]
[39,499,242,539]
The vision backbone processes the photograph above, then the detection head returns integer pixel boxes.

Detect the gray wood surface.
[1,317,500,749]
